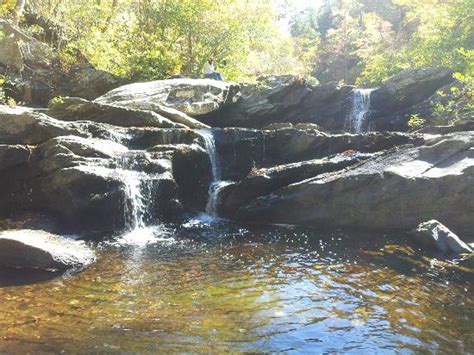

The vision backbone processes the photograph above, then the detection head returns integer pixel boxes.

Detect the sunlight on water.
[113,225,176,247]
[0,224,472,353]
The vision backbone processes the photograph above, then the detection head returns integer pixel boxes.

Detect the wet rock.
[172,144,212,213]
[0,229,95,271]
[235,132,474,235]
[48,97,186,128]
[413,220,472,255]
[96,78,240,118]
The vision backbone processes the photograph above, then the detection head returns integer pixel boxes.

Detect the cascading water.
[112,151,170,246]
[347,88,374,133]
[197,129,232,219]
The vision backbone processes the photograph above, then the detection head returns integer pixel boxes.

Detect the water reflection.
[0,223,472,353]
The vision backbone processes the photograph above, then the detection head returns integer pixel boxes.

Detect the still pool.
[0,222,473,353]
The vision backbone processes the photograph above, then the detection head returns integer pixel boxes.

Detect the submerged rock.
[413,220,472,255]
[0,229,95,271]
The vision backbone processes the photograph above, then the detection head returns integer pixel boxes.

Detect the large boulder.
[95,78,241,118]
[63,64,125,100]
[369,67,455,131]
[48,97,187,128]
[0,229,95,271]
[0,105,123,144]
[213,127,422,179]
[203,76,354,130]
[219,152,376,218]
[234,132,474,236]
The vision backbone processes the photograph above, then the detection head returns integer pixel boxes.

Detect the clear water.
[0,223,472,353]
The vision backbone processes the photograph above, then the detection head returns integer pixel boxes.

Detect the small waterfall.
[112,152,163,245]
[197,129,230,218]
[347,89,374,133]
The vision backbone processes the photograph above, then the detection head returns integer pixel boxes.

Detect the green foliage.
[407,114,425,130]
[23,0,310,81]
[48,96,65,108]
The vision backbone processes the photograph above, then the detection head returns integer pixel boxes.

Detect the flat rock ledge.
[0,229,95,271]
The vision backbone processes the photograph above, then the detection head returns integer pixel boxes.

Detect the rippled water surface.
[0,222,473,353]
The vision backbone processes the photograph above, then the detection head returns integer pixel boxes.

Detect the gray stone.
[95,78,240,117]
[48,97,187,128]
[0,229,95,270]
[235,132,474,236]
[413,220,472,255]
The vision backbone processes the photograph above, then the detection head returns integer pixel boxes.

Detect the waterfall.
[347,89,374,133]
[116,154,153,231]
[112,151,165,245]
[197,129,230,218]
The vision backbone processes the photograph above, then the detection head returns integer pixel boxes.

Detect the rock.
[0,144,31,171]
[64,64,125,100]
[369,67,455,131]
[0,20,54,72]
[172,144,212,213]
[413,220,472,255]
[213,128,422,179]
[95,78,240,117]
[219,152,376,218]
[263,122,294,130]
[48,97,187,128]
[416,120,474,135]
[0,105,127,144]
[235,132,474,235]
[0,20,123,106]
[0,229,95,271]
[203,76,354,130]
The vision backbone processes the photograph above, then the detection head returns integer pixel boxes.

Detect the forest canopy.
[0,0,473,85]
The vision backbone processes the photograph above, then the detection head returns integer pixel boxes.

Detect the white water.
[347,89,374,133]
[197,129,232,219]
[113,152,165,245]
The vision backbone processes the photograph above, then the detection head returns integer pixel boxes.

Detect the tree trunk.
[12,0,26,26]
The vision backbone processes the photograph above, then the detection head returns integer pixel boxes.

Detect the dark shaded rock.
[0,229,95,270]
[0,144,31,171]
[203,77,353,130]
[64,64,124,100]
[235,132,474,236]
[213,128,423,179]
[369,67,455,131]
[219,152,376,218]
[48,97,186,128]
[172,144,212,213]
[413,220,472,255]
[127,128,201,150]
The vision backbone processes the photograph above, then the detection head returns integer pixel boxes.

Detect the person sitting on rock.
[203,57,224,81]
